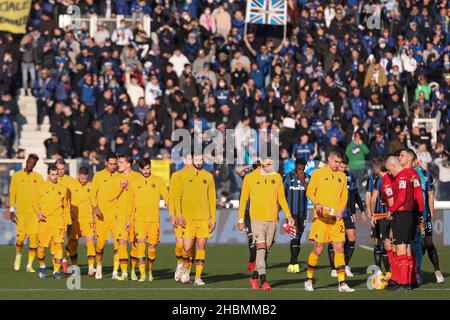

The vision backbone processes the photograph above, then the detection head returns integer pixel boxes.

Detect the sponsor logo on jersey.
[399,180,407,189]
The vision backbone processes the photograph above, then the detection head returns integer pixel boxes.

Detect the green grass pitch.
[0,244,449,300]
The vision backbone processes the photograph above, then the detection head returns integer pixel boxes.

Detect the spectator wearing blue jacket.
[349,87,367,121]
[292,133,316,161]
[249,63,265,90]
[320,118,344,146]
[33,67,55,128]
[214,79,231,106]
[232,10,246,37]
[77,74,97,108]
[0,105,13,157]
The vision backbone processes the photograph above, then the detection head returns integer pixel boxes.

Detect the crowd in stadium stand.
[0,0,450,200]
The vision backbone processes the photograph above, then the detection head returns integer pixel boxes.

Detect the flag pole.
[282,0,287,41]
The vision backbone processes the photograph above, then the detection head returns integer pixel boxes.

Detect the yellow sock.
[188,250,195,274]
[335,252,346,283]
[27,234,37,265]
[15,233,25,254]
[86,240,95,269]
[118,243,128,273]
[38,247,46,268]
[137,242,146,277]
[95,240,105,268]
[175,242,183,264]
[130,245,137,272]
[307,252,319,280]
[53,243,63,273]
[195,250,205,279]
[181,248,191,268]
[147,248,156,272]
[50,239,55,264]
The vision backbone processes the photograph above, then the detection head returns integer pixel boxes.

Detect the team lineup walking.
[9,147,445,291]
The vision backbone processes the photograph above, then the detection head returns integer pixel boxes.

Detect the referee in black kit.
[283,158,310,273]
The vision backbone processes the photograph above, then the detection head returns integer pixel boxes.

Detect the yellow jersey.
[168,168,186,217]
[69,180,93,222]
[9,170,43,215]
[238,169,291,222]
[90,169,122,217]
[306,166,348,219]
[129,174,169,223]
[177,167,216,222]
[115,170,140,224]
[32,180,71,226]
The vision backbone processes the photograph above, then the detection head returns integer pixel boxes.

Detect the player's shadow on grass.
[203,272,250,284]
[421,271,450,285]
[154,268,177,280]
[269,262,330,271]
[270,279,303,287]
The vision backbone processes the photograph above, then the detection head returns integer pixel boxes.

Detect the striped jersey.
[344,170,359,217]
[414,167,434,220]
[283,172,310,218]
[373,176,387,214]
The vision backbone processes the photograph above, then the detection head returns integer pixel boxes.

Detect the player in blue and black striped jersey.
[235,160,261,273]
[283,158,310,274]
[369,156,392,277]
[328,155,366,278]
[414,161,444,284]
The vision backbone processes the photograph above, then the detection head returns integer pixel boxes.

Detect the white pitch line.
[359,245,373,251]
[0,287,449,292]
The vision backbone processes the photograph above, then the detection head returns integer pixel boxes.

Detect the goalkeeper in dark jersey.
[328,155,366,278]
[283,158,310,273]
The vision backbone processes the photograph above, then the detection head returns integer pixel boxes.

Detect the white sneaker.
[95,267,102,279]
[194,278,205,286]
[88,268,96,277]
[435,271,445,284]
[331,269,337,277]
[416,273,422,285]
[112,271,119,280]
[180,267,190,284]
[14,254,22,271]
[174,263,183,282]
[338,282,355,292]
[345,266,354,277]
[304,279,314,291]
[375,269,383,277]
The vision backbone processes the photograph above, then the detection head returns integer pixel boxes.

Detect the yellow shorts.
[135,221,160,244]
[16,213,38,236]
[95,216,116,242]
[37,222,65,247]
[174,225,183,239]
[183,220,211,239]
[114,218,128,241]
[71,219,95,238]
[308,217,346,243]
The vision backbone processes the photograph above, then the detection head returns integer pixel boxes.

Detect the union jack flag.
[245,0,287,25]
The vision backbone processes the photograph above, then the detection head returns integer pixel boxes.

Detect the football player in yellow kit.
[129,158,169,281]
[304,148,354,292]
[67,167,96,276]
[54,158,76,273]
[33,165,71,279]
[114,154,140,281]
[169,153,194,281]
[238,158,293,291]
[10,154,43,272]
[176,153,216,286]
[90,153,126,280]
